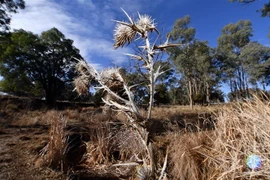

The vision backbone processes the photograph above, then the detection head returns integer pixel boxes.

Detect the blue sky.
[9,0,270,96]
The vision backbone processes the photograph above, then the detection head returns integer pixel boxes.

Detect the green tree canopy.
[0,28,82,106]
[240,42,270,88]
[169,15,196,44]
[217,20,253,100]
[168,16,222,107]
[229,0,270,17]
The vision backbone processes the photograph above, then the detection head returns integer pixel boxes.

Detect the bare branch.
[100,83,129,104]
[122,83,140,116]
[112,20,132,27]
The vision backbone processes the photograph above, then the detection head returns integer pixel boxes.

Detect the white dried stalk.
[158,152,168,180]
[113,10,181,122]
[112,9,180,178]
[112,162,139,167]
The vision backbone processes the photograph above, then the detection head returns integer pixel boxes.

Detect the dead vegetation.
[0,95,270,179]
[200,97,270,180]
[167,131,211,180]
[167,97,270,180]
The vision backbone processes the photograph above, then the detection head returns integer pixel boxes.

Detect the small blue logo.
[246,154,262,170]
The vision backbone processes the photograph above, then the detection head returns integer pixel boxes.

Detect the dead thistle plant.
[74,8,181,179]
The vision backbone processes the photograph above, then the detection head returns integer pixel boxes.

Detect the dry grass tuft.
[61,109,92,123]
[168,131,211,180]
[113,127,148,162]
[200,96,270,180]
[167,97,270,180]
[83,121,147,177]
[38,111,68,171]
[149,105,217,134]
[84,122,117,167]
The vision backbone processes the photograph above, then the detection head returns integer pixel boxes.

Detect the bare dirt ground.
[0,96,67,179]
[0,96,127,179]
[0,124,66,180]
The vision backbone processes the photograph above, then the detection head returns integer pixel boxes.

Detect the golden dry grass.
[200,97,270,180]
[167,97,270,180]
[2,95,270,179]
[168,131,211,180]
[151,105,221,120]
[82,122,147,178]
[38,111,68,171]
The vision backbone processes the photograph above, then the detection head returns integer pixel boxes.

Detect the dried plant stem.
[145,34,155,121]
[158,152,168,180]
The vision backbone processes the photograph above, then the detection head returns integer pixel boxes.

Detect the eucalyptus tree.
[229,0,270,17]
[0,29,39,95]
[167,15,195,108]
[192,41,220,104]
[168,16,220,108]
[0,0,25,31]
[37,28,82,106]
[0,28,82,106]
[168,78,189,105]
[217,20,253,100]
[240,42,270,89]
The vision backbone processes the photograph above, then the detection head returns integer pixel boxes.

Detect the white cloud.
[10,0,137,70]
[76,0,96,10]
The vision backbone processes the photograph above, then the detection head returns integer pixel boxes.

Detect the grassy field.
[0,95,269,179]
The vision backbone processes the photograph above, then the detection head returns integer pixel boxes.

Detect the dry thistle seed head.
[76,62,88,75]
[75,60,95,77]
[100,68,125,93]
[137,14,156,32]
[100,68,124,87]
[136,164,152,180]
[113,23,137,49]
[73,76,90,95]
[100,68,123,83]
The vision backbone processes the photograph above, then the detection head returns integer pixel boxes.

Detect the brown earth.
[0,124,66,180]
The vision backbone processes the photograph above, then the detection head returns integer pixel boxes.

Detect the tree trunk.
[188,80,193,109]
[45,88,54,108]
[45,79,56,108]
[173,88,176,105]
[206,82,210,104]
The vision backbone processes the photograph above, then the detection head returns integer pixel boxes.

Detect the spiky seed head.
[73,76,90,95]
[113,23,137,49]
[100,68,124,91]
[76,63,88,76]
[100,68,123,83]
[137,14,156,32]
[75,60,97,78]
[136,164,152,180]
